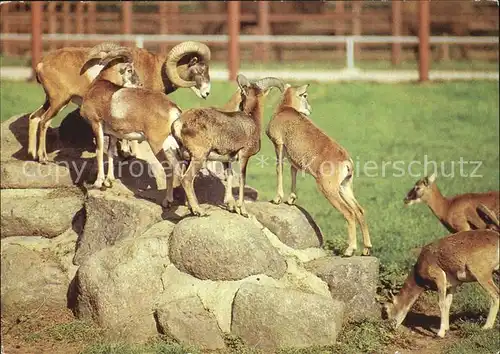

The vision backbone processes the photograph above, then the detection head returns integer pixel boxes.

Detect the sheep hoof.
[225,200,236,213]
[191,208,208,217]
[342,248,355,257]
[236,206,249,218]
[436,330,446,338]
[271,195,282,204]
[103,179,113,188]
[362,247,372,256]
[161,199,173,209]
[285,194,297,205]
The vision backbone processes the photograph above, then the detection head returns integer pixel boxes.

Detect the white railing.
[1,33,498,70]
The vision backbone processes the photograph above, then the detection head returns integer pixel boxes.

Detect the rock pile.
[1,113,380,351]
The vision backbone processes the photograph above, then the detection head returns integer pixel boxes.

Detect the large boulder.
[305,256,380,321]
[75,236,170,341]
[245,202,323,249]
[155,296,226,351]
[0,158,95,189]
[1,113,58,162]
[169,210,287,281]
[0,243,71,317]
[1,188,84,238]
[73,182,163,265]
[231,283,345,351]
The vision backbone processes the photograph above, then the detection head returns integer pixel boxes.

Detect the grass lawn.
[1,79,499,353]
[2,54,499,72]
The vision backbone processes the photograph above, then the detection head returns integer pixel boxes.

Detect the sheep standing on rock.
[266,83,372,257]
[172,75,284,217]
[79,46,182,208]
[28,41,211,163]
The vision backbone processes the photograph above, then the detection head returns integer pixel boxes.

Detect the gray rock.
[1,113,58,162]
[169,210,287,281]
[0,158,96,189]
[1,188,84,238]
[73,182,163,265]
[140,220,176,239]
[231,283,345,351]
[155,296,226,350]
[245,201,323,249]
[1,243,70,317]
[305,256,380,321]
[75,236,170,342]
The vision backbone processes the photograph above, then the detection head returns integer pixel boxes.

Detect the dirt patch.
[1,308,100,354]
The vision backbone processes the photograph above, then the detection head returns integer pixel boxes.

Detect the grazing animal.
[79,49,182,208]
[266,83,371,257]
[28,41,211,163]
[383,204,500,338]
[404,173,500,233]
[172,75,284,217]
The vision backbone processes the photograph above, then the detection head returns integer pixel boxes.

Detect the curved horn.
[253,77,285,92]
[237,74,250,89]
[164,41,211,88]
[87,42,123,61]
[98,48,133,67]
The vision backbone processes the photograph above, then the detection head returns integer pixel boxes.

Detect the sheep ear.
[237,74,250,89]
[296,84,309,95]
[188,56,199,67]
[427,172,437,184]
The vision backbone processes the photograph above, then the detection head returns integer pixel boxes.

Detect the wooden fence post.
[257,1,270,62]
[63,2,71,47]
[335,1,345,55]
[418,0,430,82]
[88,3,96,35]
[352,2,362,59]
[228,1,240,81]
[1,4,12,55]
[159,2,168,54]
[31,1,43,81]
[122,2,132,47]
[391,0,402,66]
[47,2,56,51]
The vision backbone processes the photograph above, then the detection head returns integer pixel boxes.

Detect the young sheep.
[266,83,371,257]
[79,50,182,208]
[382,204,499,338]
[404,173,499,233]
[29,41,211,163]
[172,75,284,217]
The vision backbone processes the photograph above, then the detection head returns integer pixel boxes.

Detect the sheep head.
[164,41,212,99]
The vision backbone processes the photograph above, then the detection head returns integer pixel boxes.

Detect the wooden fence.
[1,1,498,63]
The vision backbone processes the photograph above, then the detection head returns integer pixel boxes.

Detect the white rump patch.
[85,64,105,82]
[110,89,130,119]
[163,135,179,151]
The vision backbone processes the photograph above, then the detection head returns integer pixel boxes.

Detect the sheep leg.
[91,121,106,189]
[340,178,372,256]
[286,165,298,205]
[271,143,285,204]
[181,157,207,216]
[37,99,69,163]
[104,135,118,188]
[28,98,49,159]
[148,140,176,209]
[236,154,249,217]
[436,271,449,338]
[223,162,236,212]
[318,178,357,257]
[474,273,499,330]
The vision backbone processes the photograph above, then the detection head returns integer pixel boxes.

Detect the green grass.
[2,54,498,72]
[1,79,499,353]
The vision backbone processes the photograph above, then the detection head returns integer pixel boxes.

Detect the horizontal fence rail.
[1,33,498,70]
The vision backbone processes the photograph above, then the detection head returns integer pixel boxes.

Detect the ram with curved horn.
[28,40,211,163]
[171,75,284,217]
